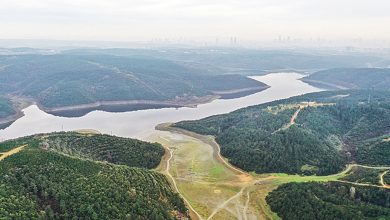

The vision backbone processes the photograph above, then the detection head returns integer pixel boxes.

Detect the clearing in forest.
[149,125,387,220]
[0,145,27,161]
[271,102,335,133]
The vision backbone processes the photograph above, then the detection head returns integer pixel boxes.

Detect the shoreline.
[0,85,269,127]
[154,123,252,220]
[0,111,24,129]
[43,85,269,113]
[212,85,270,95]
[42,95,219,113]
[156,123,249,176]
[299,78,350,90]
[155,124,390,219]
[154,141,204,220]
[0,96,34,129]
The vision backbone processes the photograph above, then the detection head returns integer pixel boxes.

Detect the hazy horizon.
[1,0,390,48]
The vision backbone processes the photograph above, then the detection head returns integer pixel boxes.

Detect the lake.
[0,73,321,141]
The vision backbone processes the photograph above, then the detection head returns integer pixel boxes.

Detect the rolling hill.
[174,90,390,175]
[0,132,187,219]
[0,53,268,125]
[301,68,390,89]
[64,48,390,74]
[266,182,390,220]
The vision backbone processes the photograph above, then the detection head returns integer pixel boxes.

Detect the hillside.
[301,68,390,89]
[64,48,390,74]
[0,53,267,121]
[41,132,165,169]
[0,133,187,219]
[266,182,390,220]
[174,90,390,175]
[0,97,15,119]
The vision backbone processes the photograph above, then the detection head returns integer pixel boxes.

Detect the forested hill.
[174,90,390,175]
[266,182,390,220]
[0,132,187,219]
[301,68,390,89]
[64,48,390,74]
[40,132,165,169]
[0,53,267,118]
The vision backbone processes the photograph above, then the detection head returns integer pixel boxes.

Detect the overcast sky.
[0,0,389,43]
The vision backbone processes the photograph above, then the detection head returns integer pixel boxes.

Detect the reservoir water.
[0,73,321,141]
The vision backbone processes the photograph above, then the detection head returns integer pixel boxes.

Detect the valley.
[150,124,390,219]
[0,52,268,126]
[2,70,390,219]
[1,1,390,219]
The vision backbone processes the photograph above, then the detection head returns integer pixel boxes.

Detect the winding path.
[158,125,390,220]
[162,146,204,220]
[380,170,390,189]
[336,164,390,189]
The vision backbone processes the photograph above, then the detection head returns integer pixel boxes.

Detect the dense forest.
[175,90,390,175]
[0,133,187,219]
[42,132,165,169]
[301,68,390,90]
[0,53,266,110]
[266,182,390,220]
[341,166,387,185]
[384,172,390,185]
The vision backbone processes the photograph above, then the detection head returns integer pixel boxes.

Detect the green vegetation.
[152,128,265,219]
[341,166,387,185]
[384,172,390,185]
[65,48,389,74]
[0,53,266,110]
[302,68,390,89]
[0,136,39,152]
[175,90,390,175]
[43,132,165,169]
[357,138,390,165]
[266,182,390,220]
[0,96,15,119]
[0,133,187,219]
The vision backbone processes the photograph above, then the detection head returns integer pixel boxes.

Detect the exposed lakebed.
[0,73,320,141]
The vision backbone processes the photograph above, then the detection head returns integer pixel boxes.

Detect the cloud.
[0,0,389,42]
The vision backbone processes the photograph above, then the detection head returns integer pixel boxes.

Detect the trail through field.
[243,191,250,220]
[152,125,390,220]
[337,180,388,188]
[0,145,26,161]
[161,145,204,220]
[335,164,390,188]
[151,128,257,220]
[207,187,246,220]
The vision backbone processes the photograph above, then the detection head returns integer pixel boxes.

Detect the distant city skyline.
[0,0,389,48]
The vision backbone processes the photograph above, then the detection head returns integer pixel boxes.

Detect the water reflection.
[0,73,321,141]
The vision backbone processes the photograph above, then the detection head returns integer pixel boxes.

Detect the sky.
[0,0,390,45]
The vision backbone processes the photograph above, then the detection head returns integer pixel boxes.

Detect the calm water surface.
[0,73,321,141]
